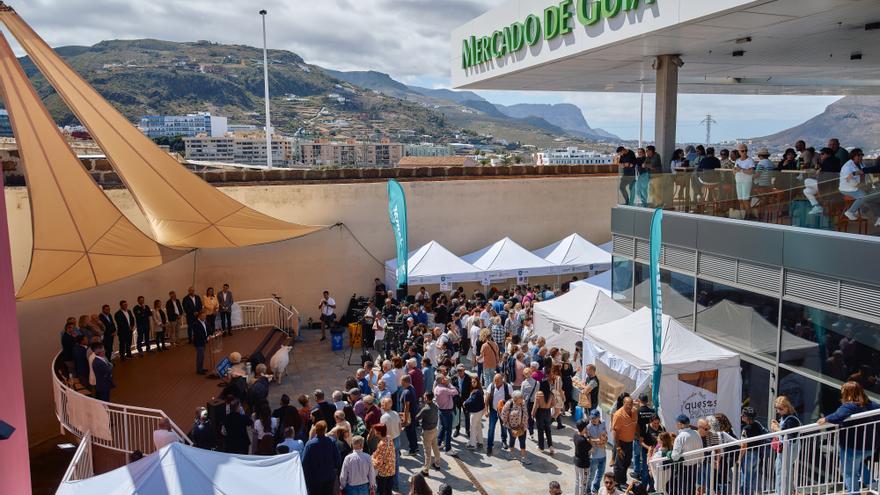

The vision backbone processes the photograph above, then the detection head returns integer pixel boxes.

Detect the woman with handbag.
[550,364,566,429]
[501,390,532,464]
[770,396,800,495]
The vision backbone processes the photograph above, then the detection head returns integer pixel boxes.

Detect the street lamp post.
[259,9,273,168]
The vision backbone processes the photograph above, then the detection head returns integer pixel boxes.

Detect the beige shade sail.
[0,7,323,248]
[0,32,173,300]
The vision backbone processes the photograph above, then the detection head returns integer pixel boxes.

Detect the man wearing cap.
[633,393,656,483]
[586,409,609,494]
[739,407,768,495]
[671,414,702,495]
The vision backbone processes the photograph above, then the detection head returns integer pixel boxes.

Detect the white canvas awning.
[385,240,482,289]
[582,308,742,432]
[462,237,562,279]
[533,234,612,274]
[55,442,307,495]
[570,270,612,296]
[533,284,630,351]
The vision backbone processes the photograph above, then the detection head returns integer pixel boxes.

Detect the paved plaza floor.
[268,327,606,494]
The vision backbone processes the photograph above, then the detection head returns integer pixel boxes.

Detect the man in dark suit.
[193,310,209,374]
[99,304,117,359]
[114,300,135,361]
[73,335,90,386]
[182,286,203,344]
[218,283,234,336]
[452,364,473,437]
[133,295,152,356]
[166,291,184,346]
[91,342,115,401]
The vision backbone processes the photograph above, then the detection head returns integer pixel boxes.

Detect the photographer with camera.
[362,300,378,351]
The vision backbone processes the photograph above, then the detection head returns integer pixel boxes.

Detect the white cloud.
[10,0,844,142]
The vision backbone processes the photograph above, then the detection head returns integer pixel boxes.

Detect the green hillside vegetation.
[14,38,595,147]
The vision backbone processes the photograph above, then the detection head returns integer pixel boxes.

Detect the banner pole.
[649,208,664,410]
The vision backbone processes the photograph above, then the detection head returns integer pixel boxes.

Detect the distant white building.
[535,147,612,165]
[184,134,297,167]
[138,112,228,138]
[405,143,453,157]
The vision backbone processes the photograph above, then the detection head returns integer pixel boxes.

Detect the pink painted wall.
[0,184,31,493]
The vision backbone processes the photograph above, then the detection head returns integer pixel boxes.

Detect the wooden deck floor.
[108,327,273,431]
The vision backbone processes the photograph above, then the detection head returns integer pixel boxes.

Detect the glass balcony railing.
[617,168,880,237]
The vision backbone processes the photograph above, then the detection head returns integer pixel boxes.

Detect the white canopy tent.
[56,442,307,495]
[384,240,482,289]
[533,285,631,351]
[462,237,562,280]
[533,234,612,275]
[570,270,612,296]
[582,308,742,432]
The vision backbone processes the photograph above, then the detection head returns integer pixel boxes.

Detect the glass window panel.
[611,256,633,308]
[741,360,773,428]
[695,279,779,359]
[780,301,880,396]
[634,263,696,328]
[778,368,841,424]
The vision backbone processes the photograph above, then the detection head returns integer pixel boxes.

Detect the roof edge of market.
[460,0,656,70]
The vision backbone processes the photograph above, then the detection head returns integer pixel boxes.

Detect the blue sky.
[13,0,843,143]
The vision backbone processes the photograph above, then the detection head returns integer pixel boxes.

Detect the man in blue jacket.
[301,420,341,494]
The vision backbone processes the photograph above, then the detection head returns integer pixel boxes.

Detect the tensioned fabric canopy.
[0,32,173,300]
[533,233,612,274]
[384,240,482,289]
[0,8,322,249]
[55,442,307,495]
[462,237,562,279]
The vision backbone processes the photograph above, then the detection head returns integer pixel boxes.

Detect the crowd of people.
[58,284,236,401]
[615,138,880,226]
[62,276,880,495]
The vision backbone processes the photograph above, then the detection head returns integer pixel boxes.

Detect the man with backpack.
[485,373,512,457]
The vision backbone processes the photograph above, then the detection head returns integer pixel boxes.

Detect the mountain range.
[324,69,619,142]
[12,39,616,150]
[751,96,880,151]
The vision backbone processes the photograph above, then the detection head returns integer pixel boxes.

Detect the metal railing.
[52,353,192,455]
[617,169,880,237]
[648,407,880,495]
[235,298,299,337]
[61,431,94,482]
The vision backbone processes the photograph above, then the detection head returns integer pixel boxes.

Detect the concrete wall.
[7,174,616,445]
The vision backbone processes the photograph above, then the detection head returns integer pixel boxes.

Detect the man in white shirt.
[339,435,376,493]
[670,414,703,495]
[318,290,336,342]
[839,148,880,224]
[153,417,181,450]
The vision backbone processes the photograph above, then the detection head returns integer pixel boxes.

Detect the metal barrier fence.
[235,298,299,337]
[61,431,94,482]
[648,408,880,495]
[52,353,191,455]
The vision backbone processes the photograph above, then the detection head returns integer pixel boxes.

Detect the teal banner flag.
[649,208,663,408]
[387,179,408,288]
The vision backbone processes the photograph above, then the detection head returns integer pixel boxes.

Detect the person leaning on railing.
[770,396,801,495]
[817,381,880,494]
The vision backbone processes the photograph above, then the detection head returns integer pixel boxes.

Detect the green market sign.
[461,0,655,69]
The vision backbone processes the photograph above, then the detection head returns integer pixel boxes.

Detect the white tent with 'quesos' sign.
[582,307,742,433]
